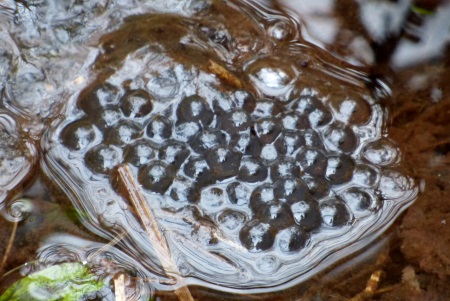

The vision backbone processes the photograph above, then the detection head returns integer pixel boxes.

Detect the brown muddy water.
[0,0,449,300]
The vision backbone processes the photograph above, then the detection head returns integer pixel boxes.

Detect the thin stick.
[0,220,18,275]
[114,273,127,301]
[113,164,194,301]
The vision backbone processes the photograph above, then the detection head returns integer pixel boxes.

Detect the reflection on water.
[3,0,448,299]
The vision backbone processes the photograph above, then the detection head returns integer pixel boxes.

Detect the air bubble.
[123,140,157,167]
[226,182,251,206]
[290,201,322,231]
[146,115,172,141]
[85,144,121,174]
[267,20,294,41]
[362,139,399,166]
[205,147,242,180]
[238,157,268,183]
[138,161,174,194]
[254,118,282,144]
[60,119,96,151]
[217,210,246,231]
[247,59,296,97]
[104,120,141,146]
[323,123,358,154]
[120,89,153,118]
[325,155,355,185]
[320,199,352,227]
[296,148,327,177]
[239,220,275,251]
[177,95,213,125]
[278,227,308,253]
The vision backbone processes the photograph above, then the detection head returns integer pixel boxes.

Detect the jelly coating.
[44,1,418,293]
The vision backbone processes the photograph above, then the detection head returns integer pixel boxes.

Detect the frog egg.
[303,129,323,148]
[172,121,201,143]
[84,144,122,174]
[280,112,310,130]
[138,161,175,194]
[233,90,257,112]
[249,183,276,212]
[217,210,246,232]
[362,138,399,166]
[226,182,252,206]
[120,89,153,118]
[251,99,283,119]
[200,187,226,211]
[229,132,262,156]
[254,118,282,144]
[146,115,173,141]
[323,123,358,154]
[290,200,322,231]
[256,200,294,230]
[60,119,96,151]
[278,226,309,253]
[270,158,301,180]
[92,105,122,130]
[183,156,215,187]
[169,176,200,203]
[205,146,242,180]
[296,148,327,177]
[319,198,352,228]
[293,95,332,127]
[77,83,120,116]
[219,109,252,133]
[328,92,372,125]
[237,157,268,183]
[189,129,227,155]
[340,187,380,214]
[273,177,309,204]
[325,154,355,185]
[159,141,190,170]
[274,130,305,157]
[239,220,275,251]
[103,120,141,146]
[176,94,214,126]
[352,164,379,188]
[123,139,158,167]
[301,174,331,199]
[260,144,279,162]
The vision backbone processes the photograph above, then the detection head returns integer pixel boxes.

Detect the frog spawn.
[57,75,395,255]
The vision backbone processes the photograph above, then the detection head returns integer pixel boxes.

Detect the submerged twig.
[114,273,127,301]
[208,59,243,89]
[113,164,194,301]
[0,219,18,276]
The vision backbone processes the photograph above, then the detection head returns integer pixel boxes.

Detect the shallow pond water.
[0,0,449,300]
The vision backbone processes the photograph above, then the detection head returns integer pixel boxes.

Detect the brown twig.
[114,273,127,301]
[208,59,243,89]
[0,219,18,276]
[113,164,194,301]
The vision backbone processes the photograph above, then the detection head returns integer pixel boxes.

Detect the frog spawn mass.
[43,5,417,293]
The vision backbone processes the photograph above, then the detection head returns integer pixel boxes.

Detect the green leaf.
[0,262,106,301]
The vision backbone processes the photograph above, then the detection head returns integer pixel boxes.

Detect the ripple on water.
[40,0,417,294]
